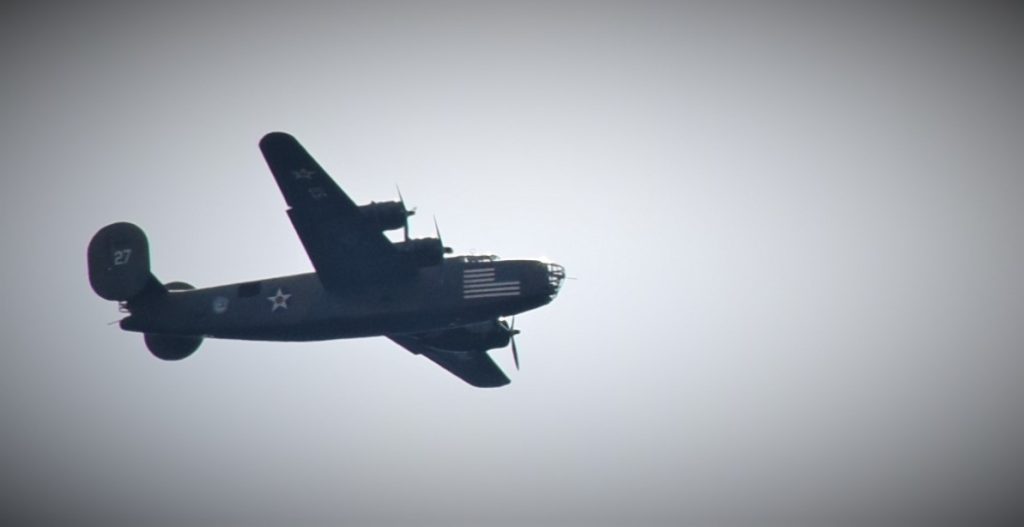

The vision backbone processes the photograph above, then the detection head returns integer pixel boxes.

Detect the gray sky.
[2,2,1024,525]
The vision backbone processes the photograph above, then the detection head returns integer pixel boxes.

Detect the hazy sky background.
[2,2,1023,525]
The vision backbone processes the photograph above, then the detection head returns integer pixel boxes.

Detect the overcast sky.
[2,2,1024,526]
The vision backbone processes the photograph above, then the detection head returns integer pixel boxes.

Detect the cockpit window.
[458,254,499,263]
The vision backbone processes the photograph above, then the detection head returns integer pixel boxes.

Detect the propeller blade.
[396,185,415,241]
[508,317,521,370]
[511,334,519,370]
[396,186,417,217]
[434,216,453,254]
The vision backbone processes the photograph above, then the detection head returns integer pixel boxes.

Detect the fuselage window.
[238,281,262,297]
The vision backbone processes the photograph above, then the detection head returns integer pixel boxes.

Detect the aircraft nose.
[545,262,566,298]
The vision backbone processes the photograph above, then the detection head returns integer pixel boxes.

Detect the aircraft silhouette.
[88,132,565,387]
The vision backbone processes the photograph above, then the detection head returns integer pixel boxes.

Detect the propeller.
[396,185,416,241]
[506,317,521,370]
[433,216,454,254]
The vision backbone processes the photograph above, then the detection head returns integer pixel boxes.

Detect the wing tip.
[259,131,298,151]
[476,378,512,388]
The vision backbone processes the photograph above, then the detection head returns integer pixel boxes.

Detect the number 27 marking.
[113,249,132,266]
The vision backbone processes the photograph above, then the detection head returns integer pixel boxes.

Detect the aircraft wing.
[259,132,400,291]
[388,335,511,388]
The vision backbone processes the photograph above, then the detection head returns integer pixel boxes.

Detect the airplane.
[87,132,565,388]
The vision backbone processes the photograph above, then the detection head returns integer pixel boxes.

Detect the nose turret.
[545,262,565,299]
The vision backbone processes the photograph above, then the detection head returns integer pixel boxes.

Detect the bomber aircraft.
[88,132,565,387]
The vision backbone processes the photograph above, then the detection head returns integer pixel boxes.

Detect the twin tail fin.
[87,222,166,301]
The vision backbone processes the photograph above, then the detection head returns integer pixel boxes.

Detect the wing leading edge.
[259,132,401,291]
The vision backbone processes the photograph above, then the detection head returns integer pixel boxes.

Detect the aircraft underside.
[89,132,565,387]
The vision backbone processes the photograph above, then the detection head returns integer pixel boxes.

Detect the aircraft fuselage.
[120,258,564,342]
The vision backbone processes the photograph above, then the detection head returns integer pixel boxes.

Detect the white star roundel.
[268,288,291,311]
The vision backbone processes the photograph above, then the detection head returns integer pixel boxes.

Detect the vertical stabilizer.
[87,222,165,301]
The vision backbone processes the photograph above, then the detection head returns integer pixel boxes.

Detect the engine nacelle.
[394,237,447,268]
[359,201,409,232]
[416,321,512,352]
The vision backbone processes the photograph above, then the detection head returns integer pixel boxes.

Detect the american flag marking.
[463,267,520,299]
